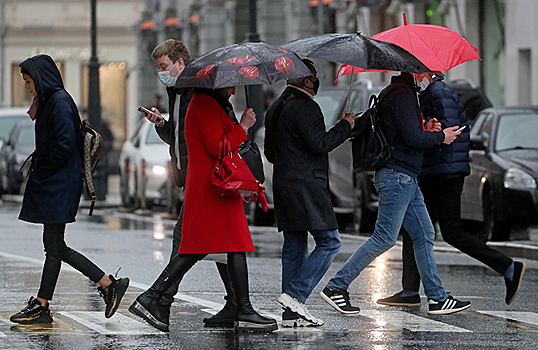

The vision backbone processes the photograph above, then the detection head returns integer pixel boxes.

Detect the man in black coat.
[138,39,235,328]
[265,59,355,327]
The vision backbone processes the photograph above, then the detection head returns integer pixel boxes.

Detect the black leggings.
[37,223,105,300]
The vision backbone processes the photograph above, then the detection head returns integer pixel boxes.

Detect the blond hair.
[152,39,191,65]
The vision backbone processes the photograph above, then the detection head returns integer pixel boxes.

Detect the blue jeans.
[282,229,341,303]
[326,168,448,301]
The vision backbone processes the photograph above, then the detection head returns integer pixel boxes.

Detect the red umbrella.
[335,13,481,83]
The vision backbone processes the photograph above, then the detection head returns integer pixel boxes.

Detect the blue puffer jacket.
[419,76,470,180]
[19,54,82,224]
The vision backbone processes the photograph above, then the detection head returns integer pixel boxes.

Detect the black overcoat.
[19,54,83,224]
[265,86,351,231]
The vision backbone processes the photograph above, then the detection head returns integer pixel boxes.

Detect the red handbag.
[212,136,268,211]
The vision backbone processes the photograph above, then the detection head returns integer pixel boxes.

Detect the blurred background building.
[0,0,535,143]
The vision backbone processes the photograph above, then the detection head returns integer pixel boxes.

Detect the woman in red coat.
[130,87,277,333]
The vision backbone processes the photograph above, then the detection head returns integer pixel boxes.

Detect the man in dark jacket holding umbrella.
[265,59,355,327]
[377,72,526,307]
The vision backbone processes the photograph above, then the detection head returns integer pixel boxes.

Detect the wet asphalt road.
[1,201,537,350]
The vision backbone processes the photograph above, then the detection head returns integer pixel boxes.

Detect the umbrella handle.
[346,67,355,112]
[244,85,250,108]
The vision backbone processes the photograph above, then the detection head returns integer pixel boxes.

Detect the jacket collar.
[194,88,234,114]
[287,85,315,100]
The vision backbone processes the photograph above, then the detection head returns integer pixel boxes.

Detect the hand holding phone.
[455,125,466,132]
[138,106,164,124]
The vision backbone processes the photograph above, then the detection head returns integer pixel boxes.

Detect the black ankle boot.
[227,253,278,332]
[203,262,237,327]
[203,296,237,327]
[129,254,203,332]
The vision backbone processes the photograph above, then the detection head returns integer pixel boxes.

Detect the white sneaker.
[277,293,319,324]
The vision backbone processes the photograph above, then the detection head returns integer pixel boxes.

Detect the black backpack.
[351,83,406,173]
[80,119,103,215]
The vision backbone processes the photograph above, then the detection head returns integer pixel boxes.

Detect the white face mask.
[415,75,431,92]
[158,62,178,87]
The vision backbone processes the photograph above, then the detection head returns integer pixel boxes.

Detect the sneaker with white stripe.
[428,295,471,315]
[319,287,360,314]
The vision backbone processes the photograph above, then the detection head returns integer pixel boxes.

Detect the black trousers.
[38,224,105,300]
[402,176,513,292]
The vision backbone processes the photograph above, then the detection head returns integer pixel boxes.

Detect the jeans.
[401,176,513,291]
[326,168,448,301]
[38,224,105,300]
[282,229,341,303]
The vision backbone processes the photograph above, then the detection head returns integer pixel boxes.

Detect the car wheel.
[483,189,512,241]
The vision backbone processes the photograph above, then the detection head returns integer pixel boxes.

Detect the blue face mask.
[158,62,178,87]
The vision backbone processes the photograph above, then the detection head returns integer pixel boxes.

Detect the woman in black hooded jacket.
[9,54,129,324]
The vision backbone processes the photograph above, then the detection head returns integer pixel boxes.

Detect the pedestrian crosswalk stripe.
[58,311,163,335]
[476,311,538,327]
[359,310,472,332]
[0,331,6,337]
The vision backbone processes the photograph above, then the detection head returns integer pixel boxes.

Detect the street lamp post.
[244,0,263,140]
[87,0,106,200]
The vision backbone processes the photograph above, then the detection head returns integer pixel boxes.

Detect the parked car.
[0,120,35,194]
[0,108,28,151]
[119,116,172,208]
[461,106,538,241]
[250,80,386,233]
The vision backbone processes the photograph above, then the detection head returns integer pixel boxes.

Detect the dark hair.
[287,58,316,87]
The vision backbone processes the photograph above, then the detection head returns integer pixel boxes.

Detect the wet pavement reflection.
[1,206,537,349]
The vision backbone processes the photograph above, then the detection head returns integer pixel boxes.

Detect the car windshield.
[0,116,27,140]
[315,91,344,126]
[496,112,538,151]
[145,124,165,144]
[17,126,35,147]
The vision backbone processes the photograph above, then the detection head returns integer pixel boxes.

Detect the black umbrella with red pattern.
[175,42,312,89]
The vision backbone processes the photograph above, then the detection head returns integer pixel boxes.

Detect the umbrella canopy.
[175,42,313,89]
[280,32,430,74]
[373,14,481,72]
[335,13,481,80]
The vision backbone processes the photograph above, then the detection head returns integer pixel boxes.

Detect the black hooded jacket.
[19,54,82,224]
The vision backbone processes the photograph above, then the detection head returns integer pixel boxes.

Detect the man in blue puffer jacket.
[377,72,526,307]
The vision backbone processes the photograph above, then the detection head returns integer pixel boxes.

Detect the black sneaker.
[505,261,526,305]
[377,291,421,307]
[319,287,360,314]
[98,274,130,318]
[428,295,471,315]
[10,297,53,324]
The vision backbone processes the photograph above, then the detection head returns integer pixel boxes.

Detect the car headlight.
[152,165,166,176]
[503,168,537,189]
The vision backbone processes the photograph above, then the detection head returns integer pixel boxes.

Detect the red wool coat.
[179,92,254,254]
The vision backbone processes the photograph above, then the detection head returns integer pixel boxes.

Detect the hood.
[19,54,64,105]
[391,72,416,91]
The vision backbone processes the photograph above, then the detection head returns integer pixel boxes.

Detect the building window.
[80,62,127,145]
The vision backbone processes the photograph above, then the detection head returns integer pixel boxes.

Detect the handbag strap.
[218,134,233,160]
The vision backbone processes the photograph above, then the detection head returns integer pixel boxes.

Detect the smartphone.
[138,106,163,122]
[455,125,466,132]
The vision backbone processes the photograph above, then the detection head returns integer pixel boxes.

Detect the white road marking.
[476,311,538,327]
[58,311,163,335]
[0,331,6,337]
[359,310,472,332]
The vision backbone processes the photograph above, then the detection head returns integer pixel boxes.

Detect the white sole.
[276,294,318,323]
[319,291,361,314]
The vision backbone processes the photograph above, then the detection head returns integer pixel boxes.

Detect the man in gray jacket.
[265,59,355,327]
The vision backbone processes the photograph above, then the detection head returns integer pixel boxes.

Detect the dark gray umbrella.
[280,32,430,73]
[175,42,313,89]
